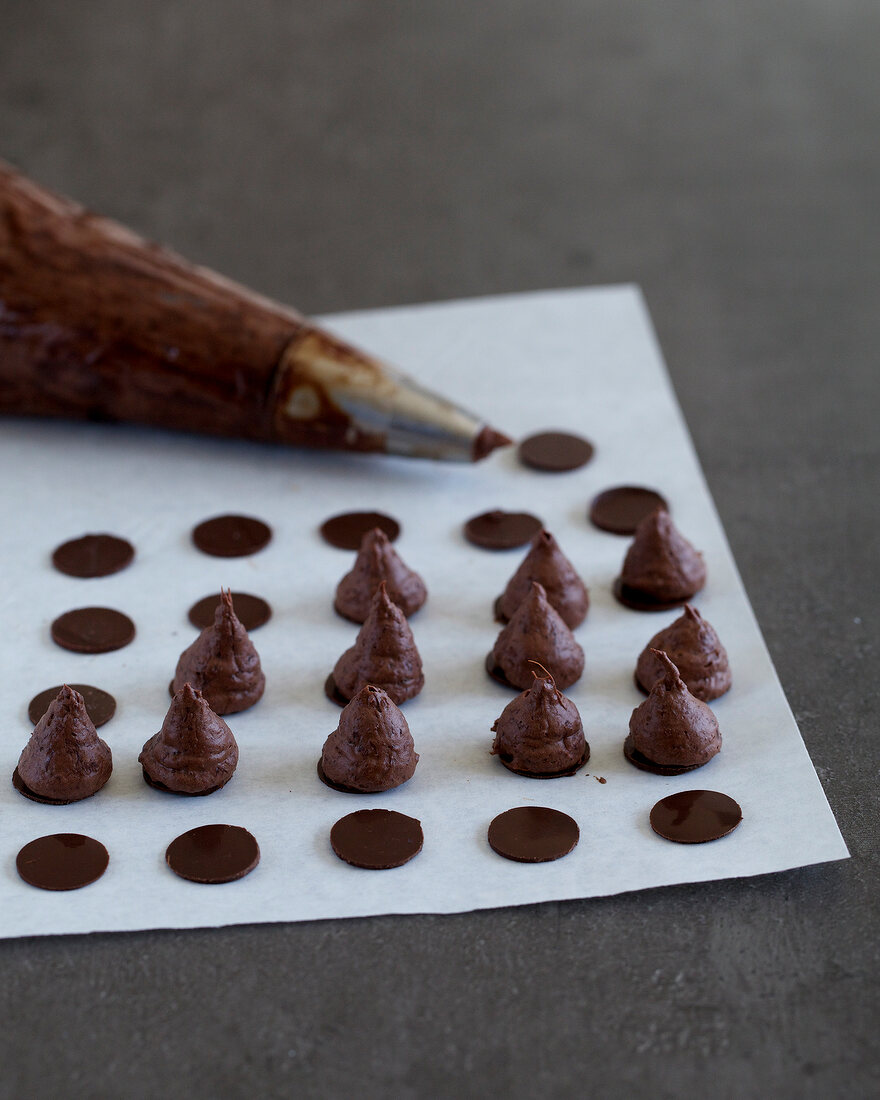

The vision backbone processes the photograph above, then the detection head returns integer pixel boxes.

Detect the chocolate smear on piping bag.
[495,529,588,628]
[140,683,239,795]
[488,582,584,691]
[491,664,588,777]
[172,589,265,714]
[334,528,427,623]
[319,684,419,793]
[615,508,706,609]
[15,685,112,803]
[635,605,731,701]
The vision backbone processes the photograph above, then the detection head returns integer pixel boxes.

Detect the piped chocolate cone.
[635,605,731,700]
[488,582,585,690]
[15,684,112,802]
[331,582,424,705]
[625,650,721,774]
[140,682,239,795]
[319,684,419,792]
[616,509,706,608]
[495,529,588,628]
[172,589,265,714]
[334,528,427,623]
[491,666,589,777]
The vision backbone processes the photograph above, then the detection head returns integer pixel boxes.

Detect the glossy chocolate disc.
[192,514,272,558]
[612,578,690,613]
[463,510,543,550]
[518,431,594,472]
[329,809,423,869]
[320,512,400,550]
[51,533,135,578]
[589,487,669,535]
[650,790,743,843]
[27,684,116,728]
[166,824,260,883]
[50,607,136,653]
[487,806,579,863]
[187,592,272,631]
[16,833,109,891]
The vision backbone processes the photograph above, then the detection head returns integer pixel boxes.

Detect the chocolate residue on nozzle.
[615,508,706,609]
[491,667,588,777]
[495,529,589,628]
[625,650,721,774]
[330,582,424,706]
[473,425,513,461]
[635,604,731,700]
[334,528,427,623]
[172,589,265,714]
[319,684,419,793]
[15,685,112,803]
[488,581,585,690]
[140,682,239,795]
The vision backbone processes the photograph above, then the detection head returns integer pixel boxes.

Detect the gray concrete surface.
[1,1,878,1096]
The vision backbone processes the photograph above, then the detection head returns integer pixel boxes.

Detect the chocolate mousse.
[615,508,706,610]
[14,685,112,803]
[334,528,427,623]
[625,650,721,774]
[487,582,585,690]
[495,529,588,628]
[319,684,419,792]
[635,604,731,700]
[491,667,589,777]
[328,582,424,706]
[171,589,265,714]
[140,683,239,795]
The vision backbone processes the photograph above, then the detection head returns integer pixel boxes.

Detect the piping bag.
[0,162,510,462]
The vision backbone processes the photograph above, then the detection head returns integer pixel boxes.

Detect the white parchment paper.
[0,285,847,937]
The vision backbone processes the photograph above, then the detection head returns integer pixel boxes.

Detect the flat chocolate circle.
[330,809,423,870]
[518,431,594,472]
[464,510,543,550]
[498,745,590,779]
[13,766,81,805]
[192,514,272,558]
[623,734,707,776]
[589,487,669,535]
[16,833,109,891]
[488,806,579,863]
[188,592,272,631]
[27,684,116,727]
[166,824,260,884]
[320,512,400,550]
[613,578,692,613]
[51,533,135,578]
[50,607,136,653]
[650,790,743,843]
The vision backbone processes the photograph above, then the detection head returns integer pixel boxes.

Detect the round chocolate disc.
[623,734,708,776]
[589,487,669,535]
[16,833,109,891]
[51,533,135,578]
[650,790,743,844]
[329,808,423,870]
[487,806,579,863]
[192,514,272,558]
[518,431,595,472]
[166,824,260,884]
[612,578,692,613]
[13,767,80,805]
[463,510,543,550]
[50,607,136,653]
[187,592,272,631]
[320,512,400,550]
[27,684,116,728]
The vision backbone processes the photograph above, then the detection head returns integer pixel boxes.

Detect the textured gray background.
[1,1,878,1096]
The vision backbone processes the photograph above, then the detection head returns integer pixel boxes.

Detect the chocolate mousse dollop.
[495,529,589,628]
[491,667,589,777]
[140,683,239,795]
[635,605,731,700]
[334,528,427,623]
[331,582,425,705]
[319,684,419,792]
[625,650,721,774]
[15,685,112,802]
[172,589,265,714]
[616,508,706,608]
[488,581,585,690]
